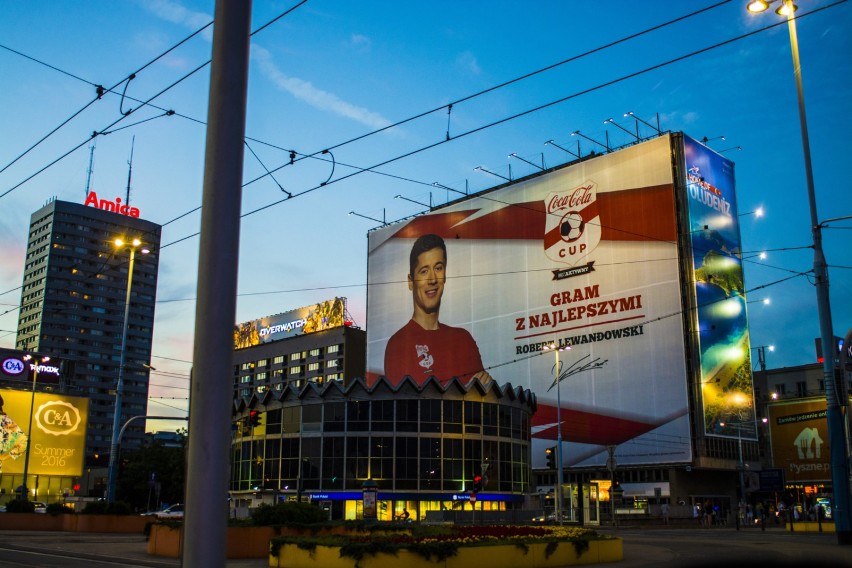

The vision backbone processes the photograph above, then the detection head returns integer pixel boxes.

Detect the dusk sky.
[1,0,850,432]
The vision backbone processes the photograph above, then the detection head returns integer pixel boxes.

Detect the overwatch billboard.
[0,388,88,477]
[234,297,347,350]
[367,134,704,469]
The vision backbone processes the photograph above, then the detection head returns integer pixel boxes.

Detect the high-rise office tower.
[16,197,161,457]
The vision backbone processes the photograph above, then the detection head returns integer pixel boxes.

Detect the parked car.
[0,502,46,513]
[142,503,184,519]
[532,511,566,524]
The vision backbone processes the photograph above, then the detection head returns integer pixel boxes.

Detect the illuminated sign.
[0,388,88,476]
[682,135,755,436]
[234,297,347,350]
[29,362,60,376]
[0,351,65,384]
[366,134,694,469]
[83,191,140,218]
[767,400,832,482]
[2,358,26,376]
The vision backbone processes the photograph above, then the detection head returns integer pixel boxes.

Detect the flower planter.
[64,514,152,533]
[146,523,182,558]
[148,524,354,559]
[0,512,151,533]
[269,539,623,568]
[0,512,64,531]
[786,521,835,533]
[149,525,281,559]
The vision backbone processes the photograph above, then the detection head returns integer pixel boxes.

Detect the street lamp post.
[543,342,571,524]
[720,421,754,531]
[747,0,851,544]
[106,237,148,503]
[19,353,49,500]
[736,427,745,531]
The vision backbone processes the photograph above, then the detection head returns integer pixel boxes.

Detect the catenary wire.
[0,1,308,200]
[0,4,844,370]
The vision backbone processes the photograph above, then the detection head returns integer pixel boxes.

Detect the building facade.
[231,377,536,522]
[229,315,535,522]
[15,197,161,458]
[751,360,852,515]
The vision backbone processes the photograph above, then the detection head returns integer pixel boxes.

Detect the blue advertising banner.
[682,135,756,438]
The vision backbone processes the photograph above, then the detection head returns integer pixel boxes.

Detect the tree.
[117,429,187,511]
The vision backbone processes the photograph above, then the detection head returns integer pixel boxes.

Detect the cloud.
[456,51,481,76]
[140,0,214,41]
[140,0,391,129]
[252,45,392,130]
[349,34,372,50]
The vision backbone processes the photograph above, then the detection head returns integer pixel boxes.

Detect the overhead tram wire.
[0,1,804,231]
[0,21,213,178]
[158,2,744,228]
[4,1,842,230]
[476,270,811,380]
[242,0,738,178]
[140,266,811,384]
[159,1,844,252]
[148,399,189,413]
[2,6,840,340]
[0,2,739,218]
[6,255,802,390]
[0,1,309,201]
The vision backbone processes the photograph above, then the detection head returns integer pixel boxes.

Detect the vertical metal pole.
[106,246,135,502]
[555,349,564,524]
[736,428,745,531]
[781,0,851,544]
[608,444,617,527]
[182,1,252,566]
[19,363,39,500]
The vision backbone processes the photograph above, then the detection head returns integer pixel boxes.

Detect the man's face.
[408,247,446,315]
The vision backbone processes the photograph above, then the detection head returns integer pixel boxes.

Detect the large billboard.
[681,136,756,439]
[0,388,89,477]
[234,297,347,350]
[767,400,832,483]
[367,134,694,468]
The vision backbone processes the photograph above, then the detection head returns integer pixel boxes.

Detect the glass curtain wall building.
[231,378,535,521]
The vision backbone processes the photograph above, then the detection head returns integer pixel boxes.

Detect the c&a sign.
[0,388,88,477]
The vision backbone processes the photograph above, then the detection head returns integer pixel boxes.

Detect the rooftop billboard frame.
[366,133,754,470]
[234,297,347,350]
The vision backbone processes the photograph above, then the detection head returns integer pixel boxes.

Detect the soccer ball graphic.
[560,212,585,242]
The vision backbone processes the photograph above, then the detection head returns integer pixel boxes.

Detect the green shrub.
[250,501,329,526]
[4,499,35,513]
[81,500,134,515]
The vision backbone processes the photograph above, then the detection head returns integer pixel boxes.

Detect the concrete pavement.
[0,531,267,568]
[0,522,850,568]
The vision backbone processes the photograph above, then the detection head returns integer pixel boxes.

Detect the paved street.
[0,524,849,567]
[602,524,852,567]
